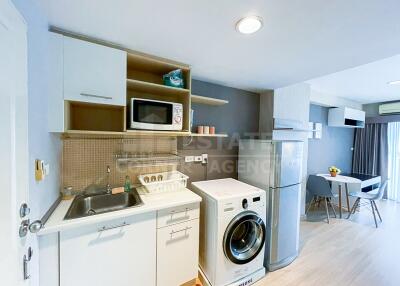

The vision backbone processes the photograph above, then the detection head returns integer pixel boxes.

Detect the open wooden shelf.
[127,52,191,89]
[65,101,126,132]
[126,79,190,97]
[191,94,228,106]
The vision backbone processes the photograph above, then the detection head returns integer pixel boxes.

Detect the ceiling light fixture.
[388,80,400,85]
[236,16,263,34]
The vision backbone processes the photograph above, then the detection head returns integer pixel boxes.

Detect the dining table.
[317,174,362,218]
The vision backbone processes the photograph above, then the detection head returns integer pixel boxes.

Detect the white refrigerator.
[238,139,303,271]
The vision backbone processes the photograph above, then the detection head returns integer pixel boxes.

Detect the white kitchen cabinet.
[60,212,156,286]
[157,204,200,286]
[328,107,365,128]
[63,36,126,106]
[48,32,64,132]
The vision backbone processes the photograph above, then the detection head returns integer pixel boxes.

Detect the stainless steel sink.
[64,190,143,220]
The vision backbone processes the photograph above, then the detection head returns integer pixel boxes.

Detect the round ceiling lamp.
[236,16,263,34]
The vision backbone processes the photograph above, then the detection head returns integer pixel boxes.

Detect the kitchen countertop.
[38,188,201,235]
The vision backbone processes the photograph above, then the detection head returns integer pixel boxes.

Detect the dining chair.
[306,175,338,223]
[347,180,388,228]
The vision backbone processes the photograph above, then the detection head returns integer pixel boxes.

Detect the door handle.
[19,219,43,238]
[98,221,129,232]
[23,247,33,280]
[80,92,112,100]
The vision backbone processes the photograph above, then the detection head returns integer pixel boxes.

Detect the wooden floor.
[254,200,400,286]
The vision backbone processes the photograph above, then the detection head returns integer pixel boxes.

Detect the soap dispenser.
[124,175,131,192]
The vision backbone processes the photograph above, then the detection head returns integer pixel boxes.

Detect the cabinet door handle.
[98,221,129,232]
[80,92,113,100]
[170,226,192,238]
[169,208,191,219]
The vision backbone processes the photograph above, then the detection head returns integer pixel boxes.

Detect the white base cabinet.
[156,204,200,286]
[57,203,200,286]
[60,213,156,286]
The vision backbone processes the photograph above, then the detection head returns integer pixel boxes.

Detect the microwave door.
[130,99,181,131]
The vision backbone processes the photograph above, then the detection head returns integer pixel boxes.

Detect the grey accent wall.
[307,104,354,175]
[191,80,260,136]
[179,80,260,183]
[363,102,380,117]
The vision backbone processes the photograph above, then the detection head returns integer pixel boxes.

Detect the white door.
[0,1,31,285]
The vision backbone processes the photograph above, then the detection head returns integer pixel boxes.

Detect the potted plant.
[329,166,341,177]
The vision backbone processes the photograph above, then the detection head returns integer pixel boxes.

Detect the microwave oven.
[130,98,183,131]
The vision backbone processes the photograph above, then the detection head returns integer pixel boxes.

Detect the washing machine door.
[223,211,266,265]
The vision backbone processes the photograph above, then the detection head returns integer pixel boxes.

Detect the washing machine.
[191,178,266,286]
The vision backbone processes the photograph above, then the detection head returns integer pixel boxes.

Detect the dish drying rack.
[138,170,188,194]
[114,153,182,167]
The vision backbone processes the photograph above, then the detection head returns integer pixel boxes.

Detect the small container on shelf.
[209,126,215,134]
[197,125,204,134]
[203,126,210,134]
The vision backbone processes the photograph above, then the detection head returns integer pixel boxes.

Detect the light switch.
[35,160,44,181]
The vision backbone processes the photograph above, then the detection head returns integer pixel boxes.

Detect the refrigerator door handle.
[270,188,280,228]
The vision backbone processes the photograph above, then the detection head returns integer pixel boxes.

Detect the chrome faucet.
[106,165,112,194]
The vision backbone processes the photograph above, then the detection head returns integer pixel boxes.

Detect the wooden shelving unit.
[191,94,228,106]
[126,51,192,133]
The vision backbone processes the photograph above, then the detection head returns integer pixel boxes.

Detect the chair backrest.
[306,175,334,198]
[371,180,388,201]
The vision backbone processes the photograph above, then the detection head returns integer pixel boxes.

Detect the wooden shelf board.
[62,130,191,138]
[189,133,228,138]
[127,79,190,96]
[127,52,190,73]
[61,130,227,138]
[191,94,229,106]
[126,130,191,136]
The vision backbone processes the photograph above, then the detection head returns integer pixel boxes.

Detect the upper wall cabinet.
[48,31,193,136]
[63,36,127,106]
[328,107,365,128]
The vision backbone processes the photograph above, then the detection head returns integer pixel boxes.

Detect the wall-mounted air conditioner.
[379,102,400,115]
[328,107,365,128]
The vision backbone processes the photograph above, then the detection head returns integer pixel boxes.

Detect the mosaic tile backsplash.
[62,137,177,192]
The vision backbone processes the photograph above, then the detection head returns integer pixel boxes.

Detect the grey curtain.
[352,123,388,197]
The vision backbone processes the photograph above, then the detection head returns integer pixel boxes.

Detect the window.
[388,122,400,202]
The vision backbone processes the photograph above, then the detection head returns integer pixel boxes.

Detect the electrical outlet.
[201,153,208,164]
[185,156,194,163]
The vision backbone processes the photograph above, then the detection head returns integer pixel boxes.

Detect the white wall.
[12,1,62,285]
[310,89,362,110]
